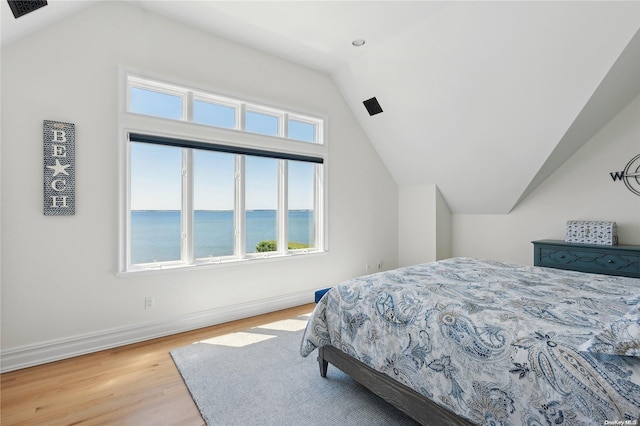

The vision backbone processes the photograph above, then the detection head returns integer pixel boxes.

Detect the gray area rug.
[170,314,420,426]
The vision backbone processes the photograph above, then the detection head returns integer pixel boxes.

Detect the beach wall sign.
[43,120,75,215]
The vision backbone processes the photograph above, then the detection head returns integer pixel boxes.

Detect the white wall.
[399,185,436,266]
[452,93,640,265]
[0,2,398,370]
[398,184,451,267]
[435,187,452,260]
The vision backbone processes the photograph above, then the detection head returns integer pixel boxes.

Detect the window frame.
[118,70,327,275]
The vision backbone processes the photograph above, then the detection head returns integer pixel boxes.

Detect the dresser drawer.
[539,247,640,276]
[533,240,640,278]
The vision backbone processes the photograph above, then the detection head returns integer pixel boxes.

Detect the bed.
[300,257,640,425]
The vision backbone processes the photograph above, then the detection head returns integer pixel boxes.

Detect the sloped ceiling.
[2,1,639,214]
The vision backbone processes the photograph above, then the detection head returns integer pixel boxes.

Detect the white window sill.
[117,249,327,278]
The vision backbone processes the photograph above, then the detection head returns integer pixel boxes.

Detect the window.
[193,150,235,258]
[245,109,279,137]
[128,77,185,120]
[121,73,325,272]
[245,156,278,253]
[193,95,237,129]
[130,143,182,264]
[287,118,316,143]
[288,161,316,250]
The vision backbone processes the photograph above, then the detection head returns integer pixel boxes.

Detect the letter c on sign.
[51,179,66,191]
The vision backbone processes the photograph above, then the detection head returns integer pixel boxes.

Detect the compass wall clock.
[610,154,640,196]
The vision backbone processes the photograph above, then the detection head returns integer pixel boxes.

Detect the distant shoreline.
[132,209,311,212]
[130,209,313,263]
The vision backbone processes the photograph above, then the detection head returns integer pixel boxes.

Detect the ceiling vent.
[7,0,47,19]
[363,97,383,116]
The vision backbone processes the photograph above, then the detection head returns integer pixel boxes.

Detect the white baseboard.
[1,290,314,373]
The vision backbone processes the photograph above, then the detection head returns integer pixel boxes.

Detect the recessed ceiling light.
[352,39,366,47]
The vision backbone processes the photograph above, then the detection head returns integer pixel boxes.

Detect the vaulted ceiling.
[3,1,639,214]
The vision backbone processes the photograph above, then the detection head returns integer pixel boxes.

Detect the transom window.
[121,73,326,273]
[127,75,323,143]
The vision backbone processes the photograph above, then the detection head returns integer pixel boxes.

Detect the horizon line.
[131,209,312,212]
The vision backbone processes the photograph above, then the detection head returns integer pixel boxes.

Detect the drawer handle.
[558,255,565,258]
[608,259,614,264]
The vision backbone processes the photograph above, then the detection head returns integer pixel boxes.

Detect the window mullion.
[239,104,246,131]
[278,160,288,255]
[282,113,288,139]
[124,139,133,271]
[315,163,323,250]
[185,91,194,122]
[235,155,246,258]
[182,149,194,264]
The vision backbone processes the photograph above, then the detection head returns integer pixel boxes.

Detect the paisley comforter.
[300,257,640,425]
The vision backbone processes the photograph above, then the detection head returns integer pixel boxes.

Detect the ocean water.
[131,210,313,264]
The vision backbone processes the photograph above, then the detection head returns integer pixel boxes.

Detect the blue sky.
[129,87,315,210]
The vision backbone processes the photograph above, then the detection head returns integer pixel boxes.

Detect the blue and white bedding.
[300,257,640,425]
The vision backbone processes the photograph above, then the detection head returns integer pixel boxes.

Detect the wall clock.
[610,153,640,196]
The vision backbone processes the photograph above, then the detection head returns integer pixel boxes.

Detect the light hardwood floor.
[1,303,315,426]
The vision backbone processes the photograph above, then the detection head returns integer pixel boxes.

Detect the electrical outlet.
[365,264,370,273]
[145,296,154,309]
[377,261,383,270]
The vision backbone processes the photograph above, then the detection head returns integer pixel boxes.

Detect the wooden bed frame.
[318,345,474,425]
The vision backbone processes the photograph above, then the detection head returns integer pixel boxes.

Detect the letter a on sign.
[43,120,75,215]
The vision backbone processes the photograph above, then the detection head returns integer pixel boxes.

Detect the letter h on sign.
[43,120,75,215]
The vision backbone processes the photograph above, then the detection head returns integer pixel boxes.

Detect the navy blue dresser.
[533,239,640,278]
